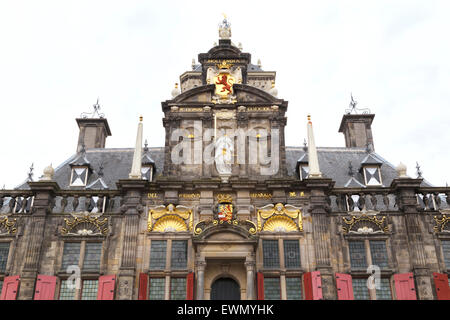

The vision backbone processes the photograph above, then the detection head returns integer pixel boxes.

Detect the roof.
[15,146,433,190]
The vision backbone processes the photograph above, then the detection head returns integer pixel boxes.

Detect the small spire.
[257,59,262,68]
[192,58,196,70]
[144,139,149,152]
[218,14,231,40]
[98,162,104,177]
[303,138,307,151]
[171,83,180,98]
[306,114,322,178]
[80,98,105,119]
[416,161,422,178]
[348,161,354,177]
[238,42,243,50]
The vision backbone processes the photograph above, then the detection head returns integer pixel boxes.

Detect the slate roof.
[16,145,434,190]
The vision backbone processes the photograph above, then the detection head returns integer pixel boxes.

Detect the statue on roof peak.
[219,14,231,40]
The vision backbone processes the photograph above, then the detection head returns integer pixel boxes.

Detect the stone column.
[305,178,336,300]
[117,179,148,300]
[391,177,434,300]
[19,180,59,300]
[245,256,256,300]
[196,259,206,300]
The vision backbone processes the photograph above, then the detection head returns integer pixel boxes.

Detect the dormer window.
[363,166,382,186]
[141,165,154,181]
[298,165,309,180]
[70,166,89,186]
[361,154,383,186]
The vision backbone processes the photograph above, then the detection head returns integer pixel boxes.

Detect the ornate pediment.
[193,218,257,239]
[61,211,108,236]
[342,213,388,234]
[433,211,450,233]
[148,204,193,232]
[257,203,303,232]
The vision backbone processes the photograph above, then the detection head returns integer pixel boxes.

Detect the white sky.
[0,0,449,188]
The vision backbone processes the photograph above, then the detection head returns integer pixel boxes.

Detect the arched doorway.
[210,277,240,300]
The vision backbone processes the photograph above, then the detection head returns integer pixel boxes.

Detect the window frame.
[362,165,383,186]
[69,166,89,187]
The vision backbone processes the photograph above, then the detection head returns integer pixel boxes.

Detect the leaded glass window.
[83,243,102,271]
[61,242,81,271]
[369,241,388,269]
[263,277,280,300]
[150,240,167,270]
[149,278,165,300]
[170,277,186,300]
[352,278,370,300]
[376,278,392,300]
[171,240,187,269]
[349,241,367,270]
[263,240,279,268]
[286,277,302,300]
[59,280,76,300]
[0,243,10,273]
[81,280,98,300]
[364,166,382,186]
[442,240,450,269]
[284,240,301,269]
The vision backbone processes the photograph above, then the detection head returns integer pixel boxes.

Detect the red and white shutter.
[186,272,194,300]
[138,273,148,300]
[97,275,116,300]
[257,272,264,300]
[335,273,354,300]
[34,275,57,300]
[394,273,417,300]
[433,272,450,300]
[0,275,20,300]
[303,271,323,300]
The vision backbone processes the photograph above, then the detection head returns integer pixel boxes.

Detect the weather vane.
[28,163,34,181]
[345,93,371,115]
[416,162,422,178]
[80,98,105,119]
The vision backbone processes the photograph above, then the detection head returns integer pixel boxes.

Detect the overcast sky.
[0,0,449,188]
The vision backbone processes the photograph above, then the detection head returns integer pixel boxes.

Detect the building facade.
[1,18,450,300]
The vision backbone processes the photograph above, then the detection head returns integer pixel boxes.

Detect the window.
[170,278,186,300]
[299,165,309,180]
[83,243,102,271]
[0,243,10,273]
[81,280,98,300]
[263,240,279,268]
[61,242,81,271]
[284,240,301,269]
[70,166,89,186]
[363,166,382,186]
[0,280,3,294]
[442,240,450,269]
[286,277,302,300]
[149,278,165,300]
[369,241,388,269]
[141,166,153,181]
[264,278,280,300]
[352,278,370,300]
[375,278,392,300]
[150,240,167,270]
[171,240,187,269]
[349,241,367,270]
[59,279,76,300]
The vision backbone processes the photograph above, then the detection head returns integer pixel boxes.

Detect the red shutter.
[257,272,264,300]
[304,271,323,300]
[0,275,20,300]
[34,275,57,300]
[186,272,194,300]
[138,273,148,300]
[394,273,416,300]
[433,272,450,300]
[97,275,116,300]
[335,273,354,300]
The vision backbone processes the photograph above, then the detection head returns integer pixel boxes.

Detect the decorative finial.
[28,163,34,181]
[192,58,196,70]
[416,161,422,178]
[218,15,231,40]
[348,161,354,177]
[97,162,104,177]
[171,83,180,98]
[345,93,371,114]
[307,114,311,123]
[257,59,262,68]
[139,115,143,122]
[40,163,55,181]
[238,42,243,50]
[396,162,408,178]
[303,138,307,151]
[144,139,148,152]
[269,80,278,97]
[80,98,105,119]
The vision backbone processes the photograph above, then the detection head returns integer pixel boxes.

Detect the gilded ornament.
[0,216,17,235]
[257,203,302,232]
[433,214,450,233]
[342,214,388,234]
[148,204,193,232]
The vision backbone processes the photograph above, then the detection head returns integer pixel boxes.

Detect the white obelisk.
[129,116,143,179]
[307,115,322,178]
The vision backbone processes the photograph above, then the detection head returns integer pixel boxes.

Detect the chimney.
[338,114,375,151]
[76,118,112,153]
